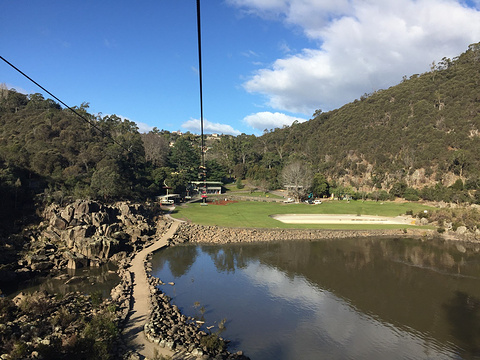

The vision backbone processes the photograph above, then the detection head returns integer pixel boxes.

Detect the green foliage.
[200,333,226,354]
[203,43,480,193]
[389,182,407,198]
[90,291,103,308]
[0,93,158,204]
[206,159,228,182]
[235,178,244,189]
[169,136,199,180]
[312,173,330,197]
[403,187,420,201]
[81,311,118,360]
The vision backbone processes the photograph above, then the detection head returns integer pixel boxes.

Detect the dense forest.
[1,43,480,230]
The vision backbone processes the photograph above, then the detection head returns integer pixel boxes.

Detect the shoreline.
[121,215,478,359]
[171,223,437,245]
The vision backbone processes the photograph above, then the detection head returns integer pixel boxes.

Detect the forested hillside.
[208,43,480,203]
[1,42,480,229]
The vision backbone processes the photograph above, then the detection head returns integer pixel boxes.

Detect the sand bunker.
[272,214,416,225]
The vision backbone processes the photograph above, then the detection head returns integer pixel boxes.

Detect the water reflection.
[151,238,480,359]
[7,262,119,299]
[444,291,480,358]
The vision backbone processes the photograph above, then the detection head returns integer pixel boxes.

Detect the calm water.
[150,238,480,360]
[6,262,119,299]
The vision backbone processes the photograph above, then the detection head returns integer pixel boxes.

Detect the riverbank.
[170,223,437,245]
[116,218,250,360]
[1,199,476,359]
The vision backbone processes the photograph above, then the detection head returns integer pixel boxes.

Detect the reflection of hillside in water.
[9,262,119,298]
[196,238,480,357]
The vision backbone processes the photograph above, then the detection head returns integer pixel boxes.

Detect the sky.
[2,0,480,136]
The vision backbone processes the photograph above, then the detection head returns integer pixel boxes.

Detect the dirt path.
[123,220,189,359]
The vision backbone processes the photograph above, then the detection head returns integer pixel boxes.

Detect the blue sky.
[2,1,480,135]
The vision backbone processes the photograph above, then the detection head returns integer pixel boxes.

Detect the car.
[313,199,322,205]
[283,198,294,203]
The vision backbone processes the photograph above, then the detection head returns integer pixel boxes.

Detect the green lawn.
[170,200,435,229]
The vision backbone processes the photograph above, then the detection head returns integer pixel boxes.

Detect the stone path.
[123,220,188,360]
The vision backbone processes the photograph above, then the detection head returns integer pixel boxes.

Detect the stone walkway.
[123,220,189,360]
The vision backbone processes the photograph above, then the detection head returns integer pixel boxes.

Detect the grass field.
[170,200,435,229]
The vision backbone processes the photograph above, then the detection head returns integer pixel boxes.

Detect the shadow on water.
[444,291,480,358]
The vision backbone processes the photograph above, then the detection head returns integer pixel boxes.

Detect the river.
[150,237,480,360]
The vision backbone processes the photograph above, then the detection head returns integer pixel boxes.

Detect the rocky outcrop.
[39,200,160,270]
[0,200,167,288]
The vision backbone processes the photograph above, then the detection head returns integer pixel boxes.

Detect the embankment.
[170,224,435,245]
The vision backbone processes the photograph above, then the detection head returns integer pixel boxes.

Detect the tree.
[141,132,169,167]
[282,161,312,202]
[389,182,407,198]
[90,160,126,200]
[206,159,227,182]
[312,173,329,197]
[169,136,199,180]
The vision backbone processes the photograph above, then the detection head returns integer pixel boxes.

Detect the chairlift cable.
[0,55,130,153]
[196,0,207,204]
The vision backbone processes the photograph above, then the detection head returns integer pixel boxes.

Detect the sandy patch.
[272,214,416,225]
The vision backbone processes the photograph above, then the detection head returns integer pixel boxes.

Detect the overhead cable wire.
[0,55,130,152]
[196,0,207,204]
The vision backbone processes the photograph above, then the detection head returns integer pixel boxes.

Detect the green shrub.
[403,187,419,201]
[235,178,244,189]
[200,333,226,354]
[90,291,103,308]
[10,342,29,360]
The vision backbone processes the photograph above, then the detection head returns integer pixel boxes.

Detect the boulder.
[60,205,75,225]
[30,261,53,271]
[456,226,468,235]
[67,255,89,270]
[75,200,100,215]
[51,214,68,230]
[92,211,111,228]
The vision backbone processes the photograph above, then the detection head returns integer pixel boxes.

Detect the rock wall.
[171,223,434,245]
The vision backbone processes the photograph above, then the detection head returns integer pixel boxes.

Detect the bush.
[403,187,419,201]
[200,333,226,354]
[235,178,244,189]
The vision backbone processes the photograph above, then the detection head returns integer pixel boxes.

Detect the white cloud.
[182,118,242,136]
[5,84,29,94]
[135,121,154,133]
[243,111,307,131]
[103,113,154,133]
[232,0,480,114]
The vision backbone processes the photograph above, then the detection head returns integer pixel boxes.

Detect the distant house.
[189,181,223,195]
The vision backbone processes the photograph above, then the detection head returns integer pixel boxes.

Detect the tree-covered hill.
[0,89,155,232]
[208,43,480,202]
[0,87,229,231]
[2,42,480,221]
